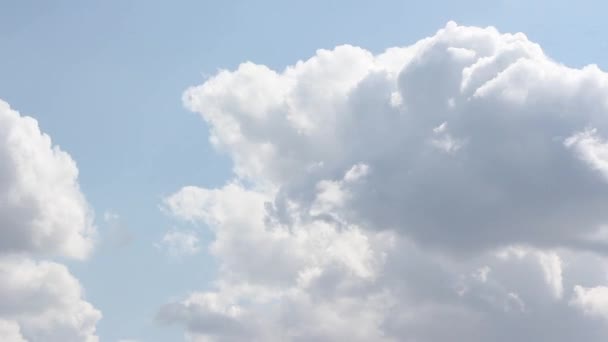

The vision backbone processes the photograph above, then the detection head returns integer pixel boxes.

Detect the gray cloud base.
[0,101,100,341]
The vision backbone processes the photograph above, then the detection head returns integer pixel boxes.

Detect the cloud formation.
[162,22,608,341]
[0,256,101,342]
[0,100,95,259]
[0,100,100,341]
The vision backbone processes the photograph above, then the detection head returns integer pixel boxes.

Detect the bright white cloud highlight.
[572,285,608,320]
[0,100,95,259]
[0,256,101,342]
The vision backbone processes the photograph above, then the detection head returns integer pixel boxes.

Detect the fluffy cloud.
[0,100,95,259]
[572,285,608,320]
[0,100,100,341]
[182,21,608,253]
[161,22,608,341]
[0,320,26,342]
[0,256,101,342]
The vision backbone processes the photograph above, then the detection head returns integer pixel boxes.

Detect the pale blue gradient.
[0,1,606,340]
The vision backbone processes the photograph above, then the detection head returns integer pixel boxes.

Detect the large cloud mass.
[0,100,100,341]
[161,23,608,341]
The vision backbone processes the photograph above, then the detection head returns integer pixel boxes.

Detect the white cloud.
[0,319,26,342]
[0,100,101,341]
[572,285,608,320]
[161,22,608,341]
[0,256,101,341]
[565,128,608,181]
[0,100,95,259]
[538,251,564,299]
[157,229,201,258]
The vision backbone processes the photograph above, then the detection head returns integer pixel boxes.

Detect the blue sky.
[2,1,608,341]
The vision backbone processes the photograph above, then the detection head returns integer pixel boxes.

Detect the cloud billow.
[0,100,95,259]
[0,100,100,341]
[162,22,608,341]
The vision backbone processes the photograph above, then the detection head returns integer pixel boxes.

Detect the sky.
[2,1,608,341]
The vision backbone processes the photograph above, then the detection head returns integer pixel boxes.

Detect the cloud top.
[183,22,608,252]
[0,100,101,341]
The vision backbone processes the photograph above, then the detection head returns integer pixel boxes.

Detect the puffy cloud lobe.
[0,100,95,259]
[0,100,100,341]
[0,256,101,342]
[164,182,384,286]
[164,23,608,341]
[572,285,608,320]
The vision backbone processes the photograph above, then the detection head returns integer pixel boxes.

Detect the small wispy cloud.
[155,229,201,258]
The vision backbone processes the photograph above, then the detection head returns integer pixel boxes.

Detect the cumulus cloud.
[0,256,101,342]
[0,100,95,259]
[161,22,608,341]
[0,100,100,341]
